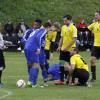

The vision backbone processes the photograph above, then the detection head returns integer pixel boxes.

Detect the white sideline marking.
[0,90,13,99]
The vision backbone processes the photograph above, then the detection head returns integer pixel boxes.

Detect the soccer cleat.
[32,84,37,88]
[86,82,92,88]
[90,79,96,82]
[27,81,32,87]
[44,81,48,87]
[54,80,64,85]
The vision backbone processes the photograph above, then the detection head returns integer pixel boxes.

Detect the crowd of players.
[0,11,100,88]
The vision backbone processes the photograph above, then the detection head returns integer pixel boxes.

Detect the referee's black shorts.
[72,68,89,85]
[0,49,5,70]
[59,50,71,63]
[91,46,100,59]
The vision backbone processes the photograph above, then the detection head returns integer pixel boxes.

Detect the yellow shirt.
[61,24,77,51]
[88,22,100,46]
[45,31,52,50]
[70,54,89,72]
[51,31,57,42]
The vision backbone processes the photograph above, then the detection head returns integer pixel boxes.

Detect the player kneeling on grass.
[67,48,89,86]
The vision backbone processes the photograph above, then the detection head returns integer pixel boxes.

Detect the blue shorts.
[39,48,46,65]
[24,49,39,64]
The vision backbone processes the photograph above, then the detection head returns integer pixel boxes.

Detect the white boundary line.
[0,90,13,99]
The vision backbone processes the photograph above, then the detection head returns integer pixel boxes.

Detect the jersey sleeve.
[70,56,76,65]
[72,26,77,38]
[61,26,65,37]
[88,23,94,31]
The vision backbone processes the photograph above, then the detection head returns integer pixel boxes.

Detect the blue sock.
[29,67,39,85]
[42,69,48,82]
[28,67,30,75]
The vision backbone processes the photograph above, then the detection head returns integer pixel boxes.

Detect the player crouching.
[67,48,90,86]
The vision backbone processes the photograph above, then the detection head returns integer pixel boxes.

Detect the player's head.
[63,15,72,25]
[33,19,42,29]
[70,48,78,56]
[51,22,61,32]
[43,22,52,31]
[95,11,100,21]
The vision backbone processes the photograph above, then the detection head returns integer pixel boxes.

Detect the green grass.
[0,51,100,100]
[0,0,100,24]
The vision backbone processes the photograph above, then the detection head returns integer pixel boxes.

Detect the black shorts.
[59,51,71,63]
[0,49,5,70]
[45,50,50,60]
[72,68,89,85]
[91,46,100,59]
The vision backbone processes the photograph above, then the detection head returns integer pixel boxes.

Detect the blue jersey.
[21,28,34,44]
[24,28,47,51]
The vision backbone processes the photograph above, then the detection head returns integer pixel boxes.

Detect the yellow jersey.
[61,24,77,51]
[51,31,57,42]
[45,31,52,50]
[88,22,100,46]
[70,54,89,72]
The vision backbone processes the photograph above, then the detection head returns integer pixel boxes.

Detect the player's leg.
[0,50,5,87]
[78,69,89,86]
[90,47,99,82]
[30,62,39,87]
[55,51,66,85]
[45,50,50,71]
[39,49,48,86]
[24,50,39,86]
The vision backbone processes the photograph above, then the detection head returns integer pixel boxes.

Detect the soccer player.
[0,24,12,87]
[22,19,42,74]
[67,48,89,86]
[44,26,53,71]
[55,15,77,85]
[48,64,60,81]
[24,22,60,87]
[88,11,100,82]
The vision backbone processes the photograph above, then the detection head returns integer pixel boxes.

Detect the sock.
[28,67,30,75]
[45,61,49,72]
[91,66,96,80]
[0,71,2,83]
[42,69,48,82]
[60,66,64,81]
[29,67,39,85]
[40,65,48,82]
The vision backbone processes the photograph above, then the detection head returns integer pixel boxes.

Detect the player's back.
[24,28,46,51]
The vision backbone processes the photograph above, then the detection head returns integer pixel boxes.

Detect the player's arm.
[57,36,63,51]
[88,23,94,31]
[36,29,47,54]
[67,57,76,85]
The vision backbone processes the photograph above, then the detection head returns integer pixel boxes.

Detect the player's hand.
[2,45,8,50]
[57,46,61,51]
[36,49,40,55]
[8,41,13,45]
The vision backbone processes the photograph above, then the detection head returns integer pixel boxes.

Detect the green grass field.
[0,51,100,100]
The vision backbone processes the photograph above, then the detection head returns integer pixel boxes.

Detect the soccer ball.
[16,79,26,88]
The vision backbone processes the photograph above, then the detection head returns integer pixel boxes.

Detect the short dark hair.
[63,15,72,21]
[96,10,100,15]
[44,22,51,28]
[35,19,42,24]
